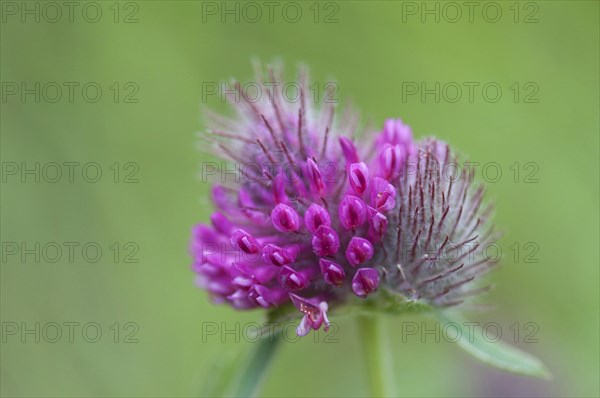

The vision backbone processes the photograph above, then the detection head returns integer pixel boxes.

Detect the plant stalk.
[357,315,395,397]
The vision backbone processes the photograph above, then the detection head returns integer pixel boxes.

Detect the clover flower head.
[190,64,498,335]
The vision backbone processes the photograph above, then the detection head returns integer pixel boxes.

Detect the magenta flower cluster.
[191,66,497,336]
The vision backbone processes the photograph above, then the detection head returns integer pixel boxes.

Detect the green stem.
[357,315,395,397]
[232,332,282,397]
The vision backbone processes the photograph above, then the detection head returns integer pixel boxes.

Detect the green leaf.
[436,312,551,379]
[200,332,282,397]
[232,332,282,397]
[199,346,245,397]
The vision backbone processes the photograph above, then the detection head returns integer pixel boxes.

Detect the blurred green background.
[1,1,598,396]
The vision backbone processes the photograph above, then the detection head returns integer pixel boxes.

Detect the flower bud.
[304,203,331,233]
[346,237,374,267]
[339,136,359,164]
[380,144,405,180]
[352,268,380,298]
[278,266,310,291]
[371,177,397,211]
[311,225,340,257]
[271,203,300,232]
[319,258,346,286]
[262,244,298,266]
[339,195,367,230]
[349,162,369,194]
[230,229,260,254]
[306,158,326,196]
